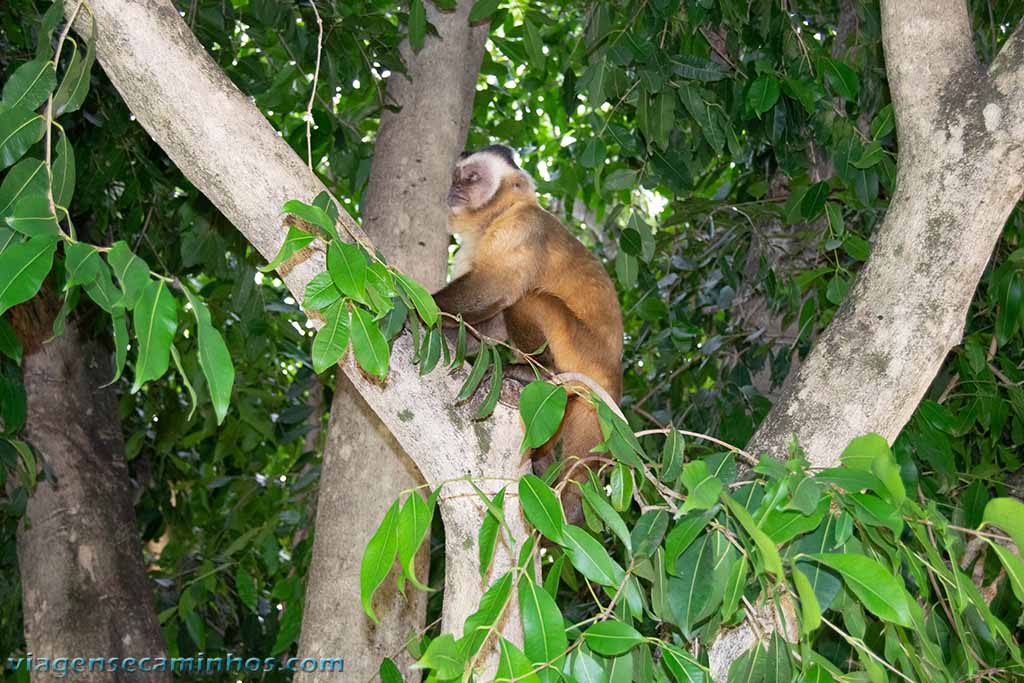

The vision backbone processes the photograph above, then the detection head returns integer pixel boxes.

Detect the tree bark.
[74,0,528,672]
[714,3,1024,677]
[298,3,487,679]
[13,303,169,682]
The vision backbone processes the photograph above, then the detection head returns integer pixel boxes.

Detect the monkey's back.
[502,205,624,399]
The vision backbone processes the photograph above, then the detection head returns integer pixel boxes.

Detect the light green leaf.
[170,344,197,420]
[723,494,782,578]
[792,566,821,635]
[407,0,426,52]
[63,241,100,288]
[302,271,341,311]
[495,638,541,683]
[395,272,439,326]
[349,304,389,379]
[281,199,339,240]
[397,491,435,592]
[182,286,234,425]
[681,460,723,513]
[328,241,368,304]
[360,499,400,624]
[130,279,178,392]
[0,236,56,315]
[807,553,912,627]
[982,497,1024,551]
[478,487,506,577]
[747,76,780,116]
[259,225,315,272]
[235,567,258,612]
[412,633,463,680]
[581,481,631,552]
[311,300,350,374]
[459,571,513,659]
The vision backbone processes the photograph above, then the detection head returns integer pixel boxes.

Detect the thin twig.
[304,0,324,171]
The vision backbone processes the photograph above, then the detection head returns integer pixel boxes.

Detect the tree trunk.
[74,0,529,671]
[713,3,1024,676]
[13,301,169,682]
[298,3,487,678]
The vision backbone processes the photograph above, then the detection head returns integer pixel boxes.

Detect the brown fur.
[434,150,623,521]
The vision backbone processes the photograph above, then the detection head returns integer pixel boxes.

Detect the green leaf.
[580,481,631,552]
[107,241,151,309]
[792,566,821,635]
[130,279,178,392]
[302,271,341,310]
[671,54,728,81]
[518,573,567,683]
[0,236,56,315]
[604,168,638,192]
[106,310,128,386]
[83,260,123,312]
[397,492,435,592]
[412,634,464,680]
[53,30,96,117]
[723,494,782,578]
[259,225,315,272]
[281,199,338,240]
[0,158,47,220]
[523,19,545,71]
[982,497,1024,551]
[721,555,747,620]
[456,343,491,401]
[496,638,541,683]
[799,181,829,220]
[989,544,1024,602]
[0,106,45,170]
[327,241,368,304]
[0,319,22,363]
[169,345,197,419]
[661,428,685,482]
[478,487,506,577]
[311,300,351,374]
[852,141,884,169]
[350,304,389,380]
[609,462,633,511]
[747,76,780,116]
[839,433,890,471]
[360,499,400,623]
[395,272,440,327]
[459,571,514,659]
[581,137,606,168]
[7,195,58,237]
[468,0,500,23]
[63,241,100,288]
[181,287,234,424]
[820,57,859,101]
[379,658,403,683]
[665,512,712,573]
[560,524,625,587]
[806,553,912,627]
[51,133,75,207]
[408,0,426,51]
[519,474,565,543]
[871,104,895,139]
[36,1,65,59]
[519,381,567,452]
[475,345,502,419]
[235,567,258,612]
[660,643,705,683]
[2,58,56,112]
[630,510,668,560]
[669,531,734,636]
[582,621,644,656]
[681,460,723,514]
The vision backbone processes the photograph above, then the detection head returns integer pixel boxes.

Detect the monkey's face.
[446,153,503,214]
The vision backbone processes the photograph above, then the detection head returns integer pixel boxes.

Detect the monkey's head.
[447,144,534,215]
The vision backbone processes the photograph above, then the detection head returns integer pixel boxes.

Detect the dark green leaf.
[518,574,567,683]
[360,499,400,623]
[130,279,177,392]
[350,304,389,379]
[0,106,45,170]
[0,236,56,315]
[583,621,643,656]
[519,474,564,543]
[259,225,315,272]
[478,487,506,577]
[519,381,567,452]
[806,553,912,626]
[1,58,56,112]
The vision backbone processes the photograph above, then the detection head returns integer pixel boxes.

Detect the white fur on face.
[456,151,506,208]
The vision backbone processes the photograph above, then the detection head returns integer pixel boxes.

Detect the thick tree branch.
[76,0,529,664]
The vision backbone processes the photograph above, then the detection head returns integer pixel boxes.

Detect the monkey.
[432,144,624,523]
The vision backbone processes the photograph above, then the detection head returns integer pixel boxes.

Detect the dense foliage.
[1,0,1024,680]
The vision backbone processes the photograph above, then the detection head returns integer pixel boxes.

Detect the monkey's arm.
[433,262,533,324]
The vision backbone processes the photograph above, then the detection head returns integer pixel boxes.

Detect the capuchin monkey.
[433,144,624,523]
